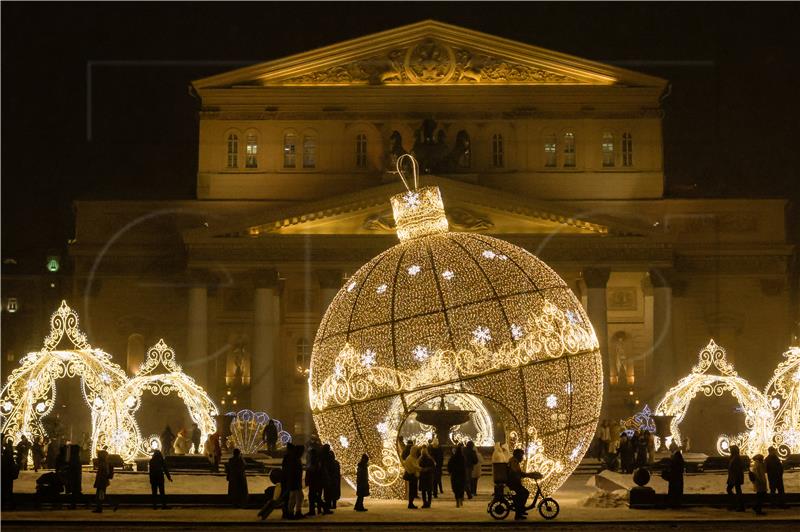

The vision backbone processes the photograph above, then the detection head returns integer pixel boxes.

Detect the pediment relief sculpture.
[363,207,494,232]
[279,38,581,86]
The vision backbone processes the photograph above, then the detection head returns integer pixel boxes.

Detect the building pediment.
[193,20,665,90]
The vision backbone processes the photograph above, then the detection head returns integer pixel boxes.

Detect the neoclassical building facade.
[65,21,795,446]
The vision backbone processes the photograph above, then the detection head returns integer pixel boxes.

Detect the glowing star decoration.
[309,156,602,499]
[441,270,455,281]
[546,394,558,409]
[764,346,800,457]
[655,339,774,458]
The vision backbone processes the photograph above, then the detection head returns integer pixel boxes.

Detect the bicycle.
[487,471,560,520]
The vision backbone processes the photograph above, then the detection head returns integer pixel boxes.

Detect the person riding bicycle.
[508,448,537,521]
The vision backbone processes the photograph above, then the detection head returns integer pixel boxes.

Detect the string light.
[226,409,292,454]
[309,155,602,498]
[764,346,800,457]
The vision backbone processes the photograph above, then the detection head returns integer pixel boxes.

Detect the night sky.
[2,2,799,265]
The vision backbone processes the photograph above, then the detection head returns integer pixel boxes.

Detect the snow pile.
[580,488,629,508]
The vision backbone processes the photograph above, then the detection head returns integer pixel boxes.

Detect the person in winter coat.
[470,444,483,496]
[173,429,191,455]
[263,420,279,454]
[765,446,787,508]
[418,446,436,508]
[318,444,335,513]
[205,430,222,473]
[305,448,325,516]
[750,454,768,515]
[190,423,202,455]
[646,431,656,465]
[430,439,444,497]
[355,453,369,511]
[667,449,685,508]
[2,439,19,510]
[92,449,113,513]
[161,425,175,456]
[508,448,536,520]
[46,438,60,469]
[258,468,286,520]
[286,444,305,520]
[464,441,477,499]
[328,450,341,509]
[403,445,422,509]
[225,448,249,507]
[635,430,648,468]
[32,436,44,472]
[447,444,467,507]
[149,449,173,509]
[726,445,746,511]
[15,435,30,471]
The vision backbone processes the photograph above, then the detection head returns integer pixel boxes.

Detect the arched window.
[226,133,239,168]
[563,132,575,167]
[492,133,504,168]
[622,132,633,167]
[295,338,311,377]
[303,134,317,169]
[283,133,296,168]
[544,134,557,167]
[602,132,615,167]
[245,133,258,168]
[455,130,471,169]
[355,133,368,169]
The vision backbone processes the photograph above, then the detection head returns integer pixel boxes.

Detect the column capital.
[252,268,280,289]
[317,269,343,290]
[582,267,611,289]
[648,268,677,288]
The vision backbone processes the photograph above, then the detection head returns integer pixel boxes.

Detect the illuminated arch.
[105,339,219,461]
[0,301,128,460]
[765,346,800,457]
[654,339,773,457]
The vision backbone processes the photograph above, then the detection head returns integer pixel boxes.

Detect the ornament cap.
[391,186,449,241]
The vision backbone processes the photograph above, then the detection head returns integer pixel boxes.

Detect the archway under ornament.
[654,339,773,457]
[764,346,800,458]
[0,301,129,461]
[103,339,219,461]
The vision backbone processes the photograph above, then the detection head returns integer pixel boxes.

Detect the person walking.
[430,438,444,498]
[447,444,467,508]
[726,445,746,512]
[190,423,202,455]
[15,435,30,471]
[92,449,113,513]
[667,449,685,508]
[225,448,249,507]
[750,454,768,516]
[470,443,483,496]
[765,446,787,508]
[305,448,325,516]
[32,436,45,472]
[149,449,173,509]
[418,446,435,508]
[2,439,19,510]
[354,453,369,512]
[402,445,422,509]
[464,441,477,499]
[161,425,175,456]
[264,420,279,454]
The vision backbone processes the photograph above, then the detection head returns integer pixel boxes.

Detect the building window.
[303,134,317,168]
[491,133,504,168]
[226,133,239,168]
[355,133,367,169]
[456,130,471,169]
[6,297,18,313]
[544,134,557,167]
[245,133,258,168]
[283,133,296,168]
[622,132,633,167]
[296,338,311,378]
[563,132,575,167]
[602,132,615,167]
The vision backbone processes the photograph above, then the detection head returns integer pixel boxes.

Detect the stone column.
[187,273,210,390]
[649,268,675,392]
[583,267,611,417]
[251,269,280,414]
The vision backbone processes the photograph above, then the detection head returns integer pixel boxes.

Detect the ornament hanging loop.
[395,153,420,192]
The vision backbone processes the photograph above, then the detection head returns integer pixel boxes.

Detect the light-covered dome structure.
[310,182,602,498]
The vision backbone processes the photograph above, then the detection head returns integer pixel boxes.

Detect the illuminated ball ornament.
[309,157,603,498]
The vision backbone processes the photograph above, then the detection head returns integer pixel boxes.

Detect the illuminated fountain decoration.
[402,394,493,447]
[99,339,219,461]
[654,339,774,458]
[765,346,800,457]
[0,301,128,460]
[226,409,292,454]
[309,155,603,498]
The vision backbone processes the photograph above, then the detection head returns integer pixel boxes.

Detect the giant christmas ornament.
[309,158,603,498]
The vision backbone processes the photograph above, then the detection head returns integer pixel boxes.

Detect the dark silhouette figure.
[447,444,467,507]
[190,423,201,455]
[418,446,435,508]
[57,444,83,509]
[149,449,173,509]
[765,446,787,508]
[32,436,44,472]
[355,453,369,512]
[225,448,249,507]
[318,444,335,514]
[287,444,305,520]
[667,449,685,508]
[92,449,113,513]
[508,448,536,520]
[264,420,279,454]
[258,468,286,520]
[15,435,30,471]
[635,430,648,468]
[464,441,477,499]
[305,448,325,516]
[430,439,444,498]
[401,439,413,460]
[2,439,19,510]
[46,438,60,469]
[403,446,421,509]
[207,430,222,473]
[35,471,65,508]
[327,450,341,510]
[161,426,175,456]
[750,453,768,515]
[619,434,635,474]
[726,445,746,511]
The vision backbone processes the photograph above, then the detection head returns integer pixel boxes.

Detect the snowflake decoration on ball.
[472,326,492,346]
[407,265,421,276]
[442,270,455,280]
[339,435,350,448]
[510,324,524,341]
[376,284,388,295]
[361,349,377,368]
[546,394,558,409]
[482,250,496,260]
[412,345,429,362]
